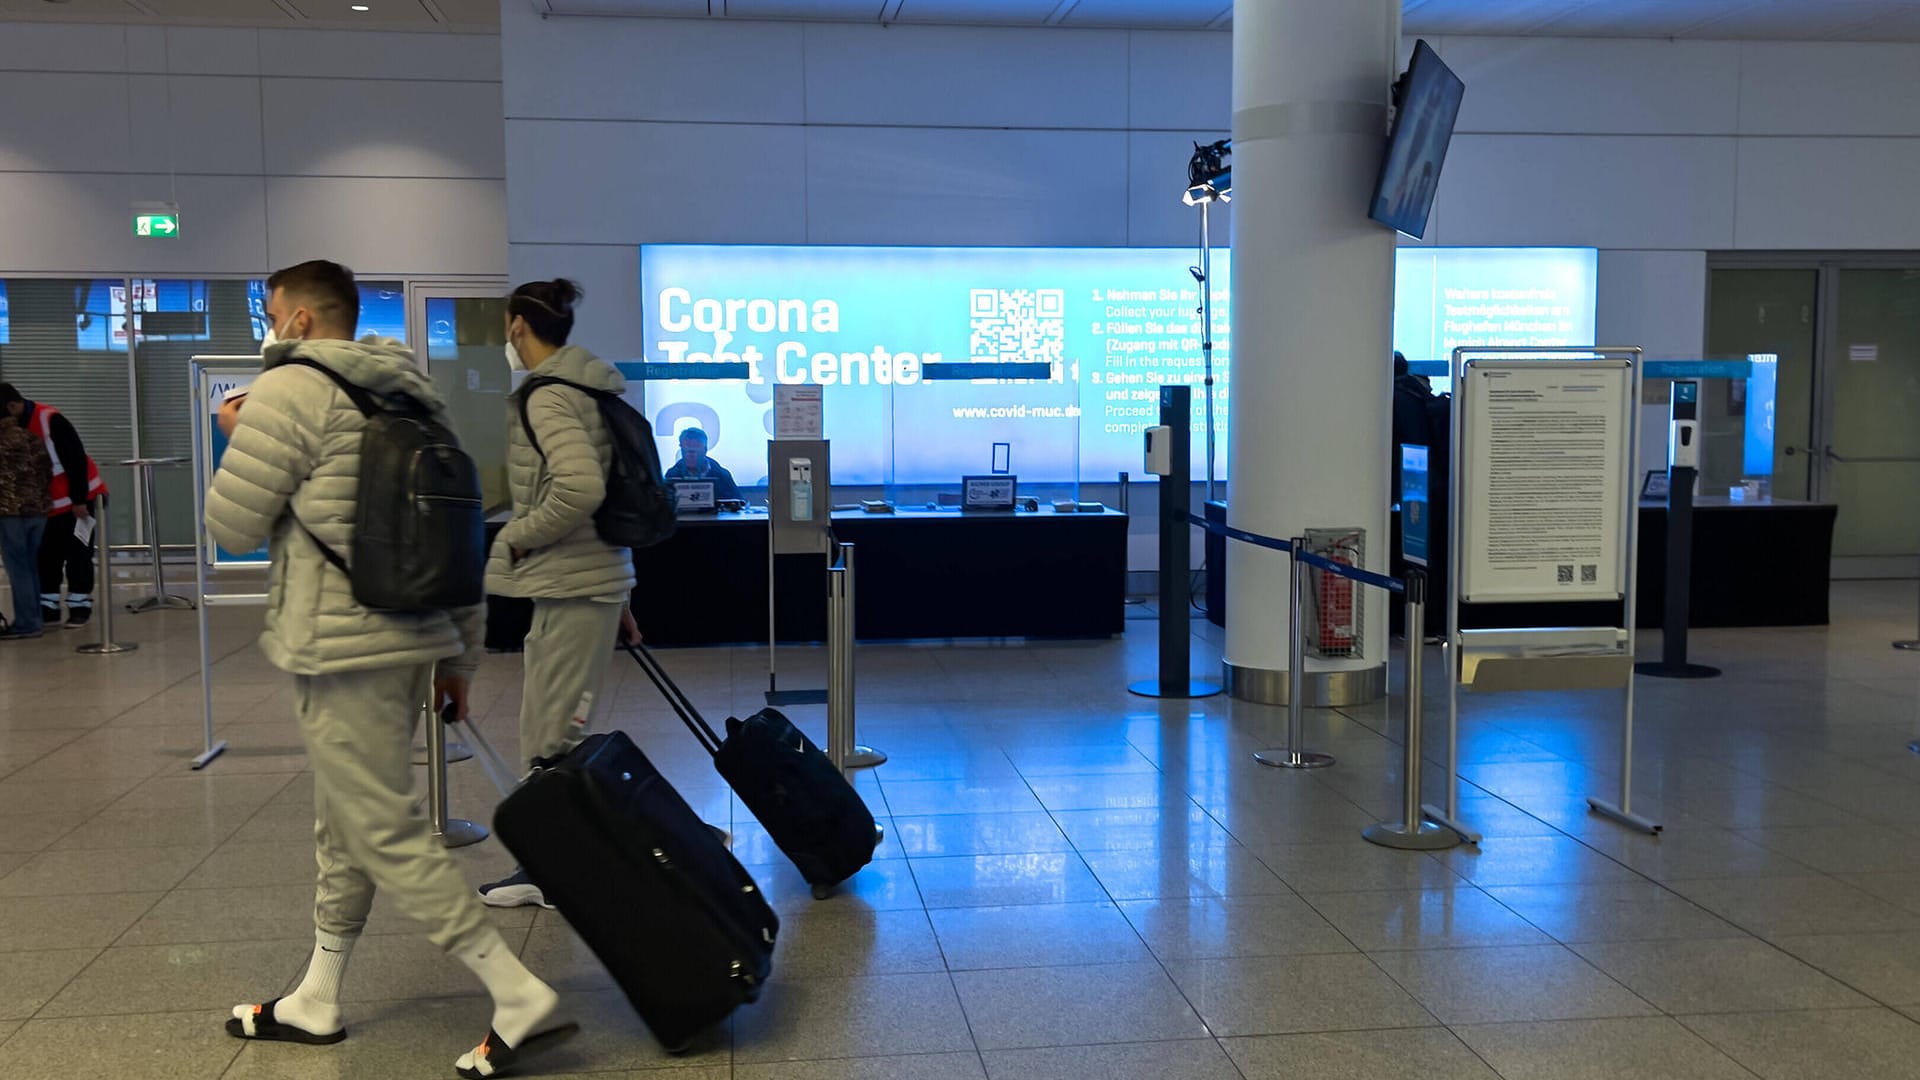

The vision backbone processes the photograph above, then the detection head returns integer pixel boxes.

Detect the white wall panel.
[123,174,272,274]
[803,127,1130,246]
[508,242,645,366]
[125,26,262,76]
[505,120,807,246]
[1127,30,1231,131]
[0,22,128,72]
[1128,129,1230,246]
[1735,138,1920,250]
[128,75,265,175]
[263,78,505,178]
[1597,249,1706,358]
[0,172,268,274]
[258,28,500,81]
[1444,37,1740,135]
[267,177,506,275]
[503,14,803,123]
[1433,134,1737,249]
[0,20,502,284]
[1737,42,1920,136]
[0,72,133,173]
[802,23,1130,129]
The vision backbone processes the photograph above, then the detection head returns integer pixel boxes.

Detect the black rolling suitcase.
[485,727,778,1052]
[626,643,882,899]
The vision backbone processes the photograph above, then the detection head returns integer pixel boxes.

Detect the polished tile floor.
[4,582,1920,1079]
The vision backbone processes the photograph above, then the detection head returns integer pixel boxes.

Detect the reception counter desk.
[488,506,1128,649]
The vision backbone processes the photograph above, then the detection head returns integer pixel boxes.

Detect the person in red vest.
[0,384,107,628]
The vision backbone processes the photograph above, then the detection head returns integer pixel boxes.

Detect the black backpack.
[1422,392,1453,483]
[518,376,677,550]
[288,359,486,612]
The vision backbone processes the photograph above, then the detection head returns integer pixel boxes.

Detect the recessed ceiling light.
[351,4,369,9]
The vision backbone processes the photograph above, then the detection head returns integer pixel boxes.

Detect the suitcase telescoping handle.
[440,701,520,797]
[622,642,723,758]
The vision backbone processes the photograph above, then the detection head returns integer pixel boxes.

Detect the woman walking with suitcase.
[478,279,643,909]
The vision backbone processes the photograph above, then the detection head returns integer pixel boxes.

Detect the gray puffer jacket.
[204,337,484,678]
[484,345,637,600]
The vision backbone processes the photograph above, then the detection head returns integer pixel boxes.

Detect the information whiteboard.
[191,358,268,567]
[1458,359,1634,603]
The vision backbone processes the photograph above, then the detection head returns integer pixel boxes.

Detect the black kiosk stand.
[1637,379,1721,680]
[1130,384,1223,699]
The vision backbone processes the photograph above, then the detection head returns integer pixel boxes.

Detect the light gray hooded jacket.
[484,345,638,601]
[204,336,483,678]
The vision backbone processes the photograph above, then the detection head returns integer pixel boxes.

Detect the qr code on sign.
[970,289,1066,378]
[1557,565,1574,584]
[1581,564,1598,583]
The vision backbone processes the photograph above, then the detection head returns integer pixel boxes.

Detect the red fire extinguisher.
[1319,553,1357,653]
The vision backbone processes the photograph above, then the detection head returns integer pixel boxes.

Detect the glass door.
[1705,268,1819,499]
[408,282,510,512]
[1823,267,1920,578]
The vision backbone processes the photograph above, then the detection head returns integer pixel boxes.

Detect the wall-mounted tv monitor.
[1369,39,1465,240]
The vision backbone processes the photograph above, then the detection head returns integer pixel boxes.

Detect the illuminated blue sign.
[640,245,1597,485]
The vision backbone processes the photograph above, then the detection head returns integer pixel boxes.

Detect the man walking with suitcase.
[207,260,573,1079]
[477,279,641,909]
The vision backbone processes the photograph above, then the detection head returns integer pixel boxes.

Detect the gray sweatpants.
[519,598,623,767]
[297,663,490,953]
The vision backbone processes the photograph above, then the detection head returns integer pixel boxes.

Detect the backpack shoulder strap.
[516,375,606,458]
[277,358,360,576]
[282,357,378,417]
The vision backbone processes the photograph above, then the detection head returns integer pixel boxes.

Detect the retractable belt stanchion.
[838,543,884,770]
[76,497,136,656]
[827,555,847,772]
[1254,540,1334,770]
[122,458,194,613]
[427,702,487,848]
[1364,571,1458,850]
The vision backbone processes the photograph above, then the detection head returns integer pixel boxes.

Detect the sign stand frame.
[188,356,275,771]
[1425,346,1659,839]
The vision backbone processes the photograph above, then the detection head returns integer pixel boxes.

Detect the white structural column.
[1225,0,1399,705]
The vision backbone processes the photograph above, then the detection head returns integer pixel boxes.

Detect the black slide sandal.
[225,998,348,1045]
[455,1022,581,1079]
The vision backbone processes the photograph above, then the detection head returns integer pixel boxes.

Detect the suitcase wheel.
[811,882,834,901]
[873,822,886,848]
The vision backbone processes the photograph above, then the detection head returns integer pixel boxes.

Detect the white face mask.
[505,339,526,373]
[262,311,301,354]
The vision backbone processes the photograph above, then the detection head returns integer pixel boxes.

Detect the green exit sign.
[133,212,180,238]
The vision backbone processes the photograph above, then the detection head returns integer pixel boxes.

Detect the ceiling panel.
[428,0,502,26]
[140,0,297,21]
[284,0,437,25]
[893,0,1057,26]
[1402,0,1598,36]
[1058,0,1228,29]
[7,0,1920,43]
[0,0,150,20]
[542,0,707,14]
[723,0,881,17]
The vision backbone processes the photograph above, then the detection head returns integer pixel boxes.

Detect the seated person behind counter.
[663,427,741,502]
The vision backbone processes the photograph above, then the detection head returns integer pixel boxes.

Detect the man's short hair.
[679,428,709,446]
[1393,351,1408,377]
[266,260,359,335]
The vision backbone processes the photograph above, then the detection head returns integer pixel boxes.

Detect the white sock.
[454,928,560,1047]
[237,930,353,1035]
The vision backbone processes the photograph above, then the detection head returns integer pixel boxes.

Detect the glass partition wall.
[1707,257,1920,579]
[0,273,486,550]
